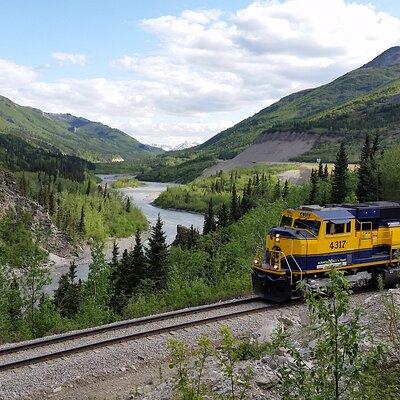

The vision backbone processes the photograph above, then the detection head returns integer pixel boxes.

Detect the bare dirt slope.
[202,131,318,176]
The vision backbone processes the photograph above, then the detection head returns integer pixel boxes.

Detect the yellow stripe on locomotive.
[252,201,400,302]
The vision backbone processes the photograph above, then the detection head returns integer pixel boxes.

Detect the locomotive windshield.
[293,219,321,235]
[280,216,293,227]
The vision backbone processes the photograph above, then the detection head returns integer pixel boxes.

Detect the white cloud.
[1,1,400,146]
[52,52,87,66]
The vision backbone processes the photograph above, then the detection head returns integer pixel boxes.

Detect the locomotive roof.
[299,201,400,221]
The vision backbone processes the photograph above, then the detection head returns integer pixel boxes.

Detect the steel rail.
[0,297,278,371]
[0,296,259,357]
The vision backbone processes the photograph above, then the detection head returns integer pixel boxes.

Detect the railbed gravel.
[0,300,265,366]
[0,292,372,400]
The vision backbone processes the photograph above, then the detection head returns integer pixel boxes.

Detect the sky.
[1,0,400,147]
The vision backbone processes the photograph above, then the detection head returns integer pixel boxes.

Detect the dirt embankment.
[203,131,319,177]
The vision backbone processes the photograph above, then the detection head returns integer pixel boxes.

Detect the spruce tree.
[126,197,131,213]
[145,215,169,290]
[78,205,85,234]
[317,160,324,179]
[19,173,28,197]
[356,134,372,202]
[273,180,281,200]
[187,226,200,249]
[54,261,82,318]
[331,142,349,204]
[230,183,241,222]
[282,180,290,200]
[241,186,251,215]
[217,203,230,228]
[86,179,91,196]
[323,164,329,180]
[110,241,119,270]
[203,198,217,235]
[309,169,318,204]
[49,191,56,215]
[127,230,146,294]
[357,134,382,202]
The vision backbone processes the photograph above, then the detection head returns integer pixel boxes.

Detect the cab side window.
[326,221,351,235]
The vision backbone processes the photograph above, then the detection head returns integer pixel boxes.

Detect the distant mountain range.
[149,141,200,152]
[0,96,162,162]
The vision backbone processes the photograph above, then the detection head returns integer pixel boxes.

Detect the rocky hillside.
[0,170,72,257]
[0,95,162,162]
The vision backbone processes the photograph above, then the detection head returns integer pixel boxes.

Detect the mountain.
[173,141,200,151]
[0,96,162,162]
[197,46,400,162]
[149,141,200,152]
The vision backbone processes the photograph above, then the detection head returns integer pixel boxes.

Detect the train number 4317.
[329,240,346,250]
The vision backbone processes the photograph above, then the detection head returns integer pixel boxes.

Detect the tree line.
[203,172,289,235]
[307,133,392,205]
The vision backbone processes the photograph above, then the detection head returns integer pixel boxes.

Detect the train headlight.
[253,259,260,266]
[275,234,280,242]
[273,264,279,270]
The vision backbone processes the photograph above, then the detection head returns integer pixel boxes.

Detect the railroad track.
[0,296,278,372]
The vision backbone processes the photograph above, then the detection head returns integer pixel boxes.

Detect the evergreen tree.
[323,164,329,180]
[317,160,324,179]
[230,183,241,222]
[110,241,119,270]
[78,206,85,234]
[357,134,381,202]
[309,169,318,204]
[273,180,281,200]
[145,215,169,290]
[241,186,251,215]
[126,197,131,213]
[57,180,63,193]
[187,226,200,249]
[331,143,349,204]
[49,190,56,215]
[217,203,230,228]
[356,134,372,202]
[54,261,82,318]
[203,199,217,235]
[282,180,290,200]
[127,230,146,293]
[19,173,29,197]
[86,179,91,196]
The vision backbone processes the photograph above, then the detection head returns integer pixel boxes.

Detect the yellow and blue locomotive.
[252,202,400,302]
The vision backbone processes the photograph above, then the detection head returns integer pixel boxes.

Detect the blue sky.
[0,0,400,146]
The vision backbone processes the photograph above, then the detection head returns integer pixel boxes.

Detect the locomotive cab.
[252,202,400,302]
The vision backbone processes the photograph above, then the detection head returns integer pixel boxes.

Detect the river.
[46,177,204,292]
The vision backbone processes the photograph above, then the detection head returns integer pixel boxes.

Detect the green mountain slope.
[0,96,161,162]
[199,47,400,159]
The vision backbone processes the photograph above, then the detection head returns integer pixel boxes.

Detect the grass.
[112,177,141,189]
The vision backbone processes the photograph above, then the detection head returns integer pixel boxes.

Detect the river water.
[46,177,204,292]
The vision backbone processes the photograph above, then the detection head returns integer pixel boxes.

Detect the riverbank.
[46,178,204,292]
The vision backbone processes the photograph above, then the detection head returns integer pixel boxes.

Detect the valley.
[1,38,400,400]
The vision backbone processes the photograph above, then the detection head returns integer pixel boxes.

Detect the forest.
[16,172,147,244]
[1,134,400,345]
